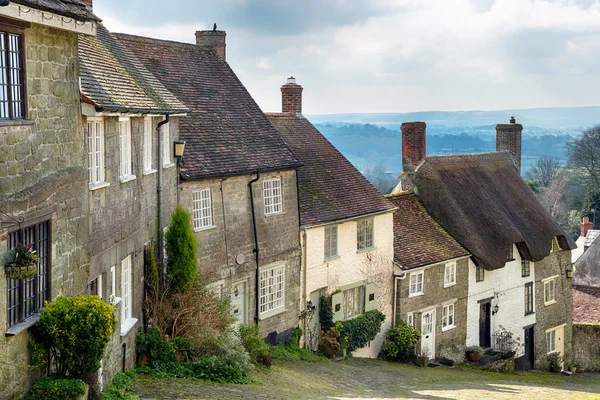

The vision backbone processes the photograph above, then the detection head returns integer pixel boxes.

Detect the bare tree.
[538,173,571,228]
[359,250,394,312]
[527,156,562,187]
[363,166,399,194]
[567,125,600,190]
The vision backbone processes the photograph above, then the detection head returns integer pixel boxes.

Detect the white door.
[230,280,247,327]
[421,310,436,359]
[556,326,565,369]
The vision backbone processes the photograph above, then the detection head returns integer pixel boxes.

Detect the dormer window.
[507,245,514,261]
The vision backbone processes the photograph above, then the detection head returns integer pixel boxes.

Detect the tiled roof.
[115,34,301,180]
[412,152,576,271]
[385,192,469,269]
[574,237,600,288]
[13,0,99,21]
[79,25,188,115]
[266,113,395,225]
[573,286,600,323]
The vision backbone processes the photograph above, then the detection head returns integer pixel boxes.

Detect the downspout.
[157,114,170,291]
[248,171,261,324]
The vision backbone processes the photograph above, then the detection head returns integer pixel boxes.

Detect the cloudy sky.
[96,0,600,115]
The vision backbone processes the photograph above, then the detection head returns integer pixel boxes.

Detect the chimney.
[401,121,426,170]
[581,216,594,238]
[195,30,226,61]
[82,0,92,9]
[496,116,523,173]
[281,76,303,114]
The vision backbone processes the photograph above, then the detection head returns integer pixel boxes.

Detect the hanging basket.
[3,243,38,280]
[4,263,37,280]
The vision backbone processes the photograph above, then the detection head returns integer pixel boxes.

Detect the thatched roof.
[412,152,575,271]
[574,238,600,287]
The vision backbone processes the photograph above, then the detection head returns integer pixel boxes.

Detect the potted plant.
[2,242,38,280]
[465,345,483,362]
[547,352,563,373]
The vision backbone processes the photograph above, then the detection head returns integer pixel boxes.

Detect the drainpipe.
[157,114,170,292]
[248,171,260,324]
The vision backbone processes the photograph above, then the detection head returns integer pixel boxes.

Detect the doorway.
[230,280,247,328]
[523,326,535,370]
[421,309,436,358]
[479,301,491,348]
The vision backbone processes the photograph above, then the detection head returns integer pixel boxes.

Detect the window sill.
[89,182,110,191]
[441,324,456,332]
[0,119,35,127]
[525,311,535,316]
[544,300,557,306]
[163,162,176,169]
[5,314,40,337]
[194,225,217,233]
[120,317,138,336]
[324,255,340,262]
[444,282,456,288]
[265,211,285,218]
[522,275,531,278]
[408,292,424,298]
[259,307,286,320]
[357,246,376,254]
[143,169,157,176]
[110,296,122,306]
[120,174,136,184]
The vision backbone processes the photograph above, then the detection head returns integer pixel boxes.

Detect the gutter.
[157,114,170,291]
[248,171,261,324]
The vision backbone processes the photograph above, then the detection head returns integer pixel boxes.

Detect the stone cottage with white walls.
[117,31,303,341]
[79,22,188,386]
[267,78,396,357]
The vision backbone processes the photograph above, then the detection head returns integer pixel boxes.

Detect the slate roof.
[573,286,600,323]
[13,0,99,22]
[79,25,188,115]
[412,152,576,271]
[266,113,395,226]
[385,192,469,269]
[115,34,301,180]
[574,238,600,288]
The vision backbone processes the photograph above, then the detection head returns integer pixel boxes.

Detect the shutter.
[331,292,343,322]
[364,283,377,312]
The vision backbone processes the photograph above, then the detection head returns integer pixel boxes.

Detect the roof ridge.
[114,32,204,50]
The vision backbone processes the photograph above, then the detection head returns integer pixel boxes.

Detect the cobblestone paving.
[134,358,600,400]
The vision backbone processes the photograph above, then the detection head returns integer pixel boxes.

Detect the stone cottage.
[266,78,396,357]
[116,31,303,340]
[78,22,188,386]
[0,0,98,397]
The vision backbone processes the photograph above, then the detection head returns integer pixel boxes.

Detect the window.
[0,29,25,120]
[263,178,283,215]
[444,261,456,287]
[551,238,560,252]
[407,313,414,327]
[476,265,485,282]
[544,277,556,305]
[507,244,514,260]
[143,117,153,172]
[6,221,50,329]
[357,218,374,251]
[525,282,534,315]
[522,260,531,277]
[442,303,455,330]
[110,265,117,303]
[409,271,424,296]
[90,274,103,299]
[161,122,172,167]
[343,286,363,319]
[259,264,285,316]
[324,225,338,260]
[119,118,133,179]
[546,329,556,353]
[120,255,132,325]
[192,188,213,230]
[87,117,105,186]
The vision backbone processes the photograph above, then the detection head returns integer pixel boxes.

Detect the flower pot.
[467,352,481,362]
[4,263,37,280]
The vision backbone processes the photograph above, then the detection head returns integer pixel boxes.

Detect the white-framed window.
[121,255,132,324]
[87,117,105,186]
[444,261,456,287]
[192,188,213,230]
[442,303,455,330]
[110,265,119,304]
[259,263,285,317]
[161,122,172,167]
[546,329,556,353]
[143,117,154,172]
[544,277,556,305]
[407,313,414,327]
[343,286,363,320]
[357,218,374,251]
[409,271,424,297]
[263,178,283,215]
[119,118,133,180]
[324,225,338,260]
[90,273,103,299]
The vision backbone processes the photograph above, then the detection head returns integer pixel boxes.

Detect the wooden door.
[479,302,491,348]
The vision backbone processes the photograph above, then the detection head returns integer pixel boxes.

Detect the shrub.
[209,331,253,372]
[340,310,386,352]
[144,244,160,304]
[32,295,115,379]
[25,376,86,400]
[270,344,325,362]
[318,328,341,358]
[380,322,420,362]
[319,296,334,332]
[136,327,175,367]
[239,324,272,367]
[100,372,138,400]
[139,357,250,384]
[547,352,564,372]
[164,205,198,294]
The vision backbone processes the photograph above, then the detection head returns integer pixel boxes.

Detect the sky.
[95,0,600,115]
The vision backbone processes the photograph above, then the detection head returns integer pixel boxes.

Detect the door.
[479,302,491,348]
[523,327,535,371]
[556,326,565,370]
[230,280,247,328]
[421,310,436,358]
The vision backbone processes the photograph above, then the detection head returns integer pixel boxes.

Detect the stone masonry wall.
[572,323,600,372]
[0,23,88,400]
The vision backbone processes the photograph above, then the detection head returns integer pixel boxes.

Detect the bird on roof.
[213,23,217,32]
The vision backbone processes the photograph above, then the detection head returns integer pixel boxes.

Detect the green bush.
[319,296,334,332]
[144,244,160,304]
[32,295,116,379]
[239,324,272,367]
[139,357,250,384]
[136,327,175,367]
[100,372,139,400]
[318,328,341,358]
[340,310,386,352]
[25,376,86,400]
[270,344,325,362]
[164,205,198,293]
[380,322,420,362]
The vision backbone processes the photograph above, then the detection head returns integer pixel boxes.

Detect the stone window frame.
[441,303,455,331]
[521,259,531,277]
[142,116,156,175]
[0,21,28,121]
[356,218,374,251]
[409,270,424,297]
[192,188,214,231]
[524,281,534,315]
[258,262,286,319]
[324,225,338,260]
[263,177,283,215]
[87,116,108,190]
[120,254,137,336]
[118,117,135,183]
[444,261,456,288]
[161,121,175,168]
[406,312,414,327]
[475,264,485,282]
[543,275,558,306]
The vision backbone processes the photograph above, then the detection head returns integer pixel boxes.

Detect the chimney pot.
[287,76,296,84]
[281,77,303,114]
[510,116,516,124]
[195,30,226,61]
[496,118,523,173]
[401,121,427,169]
[82,0,92,9]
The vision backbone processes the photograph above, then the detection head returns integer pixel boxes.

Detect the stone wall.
[0,22,88,400]
[572,323,600,371]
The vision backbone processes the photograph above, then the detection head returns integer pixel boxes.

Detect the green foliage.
[3,242,38,280]
[318,328,341,358]
[144,244,160,303]
[138,357,251,384]
[136,327,195,368]
[32,295,116,379]
[380,322,420,362]
[269,344,326,362]
[547,352,564,373]
[25,376,86,400]
[164,205,198,293]
[29,338,48,367]
[339,310,386,352]
[525,178,541,194]
[319,296,334,332]
[239,324,272,368]
[290,327,303,349]
[100,372,139,400]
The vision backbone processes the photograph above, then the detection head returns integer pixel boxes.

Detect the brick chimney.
[581,216,594,237]
[281,77,303,114]
[496,116,523,173]
[82,0,92,9]
[401,122,426,170]
[195,30,226,61]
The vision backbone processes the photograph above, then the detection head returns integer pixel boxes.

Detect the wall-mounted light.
[173,140,186,164]
[492,304,500,315]
[306,300,316,311]
[566,264,574,279]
